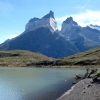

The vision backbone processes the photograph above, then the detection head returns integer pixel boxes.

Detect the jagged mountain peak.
[64,17,73,23]
[25,10,58,32]
[29,17,40,22]
[60,16,79,35]
[63,17,78,25]
[42,10,55,19]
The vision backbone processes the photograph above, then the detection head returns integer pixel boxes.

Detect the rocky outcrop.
[60,17,79,39]
[25,10,58,32]
[60,17,100,52]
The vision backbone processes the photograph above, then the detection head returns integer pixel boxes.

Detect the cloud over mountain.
[56,10,100,28]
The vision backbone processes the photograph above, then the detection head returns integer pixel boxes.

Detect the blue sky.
[0,0,100,43]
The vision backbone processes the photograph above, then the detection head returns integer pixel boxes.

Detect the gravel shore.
[57,79,100,100]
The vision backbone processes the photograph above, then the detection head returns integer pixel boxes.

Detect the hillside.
[0,47,100,67]
[0,50,53,67]
[57,47,100,66]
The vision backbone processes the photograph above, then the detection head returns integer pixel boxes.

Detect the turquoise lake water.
[0,67,87,100]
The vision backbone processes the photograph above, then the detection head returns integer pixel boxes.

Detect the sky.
[0,0,100,43]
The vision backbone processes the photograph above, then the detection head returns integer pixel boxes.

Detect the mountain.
[81,26,100,43]
[60,17,79,40]
[25,10,58,33]
[60,17,100,51]
[89,24,100,31]
[0,11,100,58]
[0,25,79,58]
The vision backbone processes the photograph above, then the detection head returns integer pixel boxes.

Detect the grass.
[58,47,100,66]
[1,47,100,67]
[0,50,53,67]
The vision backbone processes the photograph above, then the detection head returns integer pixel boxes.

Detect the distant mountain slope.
[0,27,79,58]
[70,28,100,52]
[0,50,52,67]
[81,26,100,43]
[89,24,100,31]
[60,17,100,51]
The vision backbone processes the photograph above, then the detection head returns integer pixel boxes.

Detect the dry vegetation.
[0,50,53,67]
[0,47,100,67]
[57,47,100,66]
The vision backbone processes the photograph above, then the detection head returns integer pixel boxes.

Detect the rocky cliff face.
[60,17,79,40]
[25,10,58,33]
[60,17,100,51]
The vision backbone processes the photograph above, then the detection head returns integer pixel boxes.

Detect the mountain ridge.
[0,10,100,58]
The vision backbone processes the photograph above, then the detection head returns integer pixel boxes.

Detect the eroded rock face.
[59,17,100,52]
[60,17,78,37]
[25,10,58,33]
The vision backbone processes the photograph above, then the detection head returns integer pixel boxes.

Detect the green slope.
[0,50,53,67]
[57,47,100,66]
[1,47,100,67]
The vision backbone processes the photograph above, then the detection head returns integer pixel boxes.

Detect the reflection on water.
[0,67,86,100]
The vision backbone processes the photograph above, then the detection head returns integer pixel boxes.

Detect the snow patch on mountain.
[89,24,100,31]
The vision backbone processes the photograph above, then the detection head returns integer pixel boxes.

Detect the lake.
[0,67,86,100]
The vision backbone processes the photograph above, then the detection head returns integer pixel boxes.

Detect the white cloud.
[56,10,100,27]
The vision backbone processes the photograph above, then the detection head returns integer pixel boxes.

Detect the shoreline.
[57,79,100,100]
[57,82,76,100]
[1,65,100,68]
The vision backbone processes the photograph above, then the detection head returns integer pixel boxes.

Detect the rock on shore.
[57,79,100,100]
